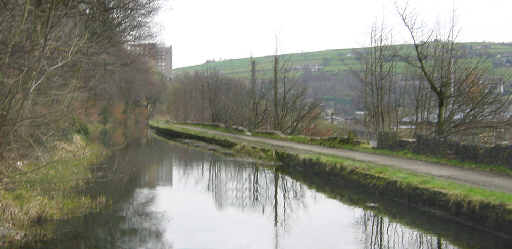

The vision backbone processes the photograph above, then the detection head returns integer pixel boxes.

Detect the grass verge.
[155,120,512,176]
[300,153,512,206]
[0,135,110,247]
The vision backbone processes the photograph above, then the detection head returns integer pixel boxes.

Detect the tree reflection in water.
[157,147,460,249]
[357,210,454,249]
[34,140,511,249]
[168,155,307,249]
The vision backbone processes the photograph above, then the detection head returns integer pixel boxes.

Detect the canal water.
[37,138,511,249]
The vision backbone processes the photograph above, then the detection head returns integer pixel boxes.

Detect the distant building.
[293,64,322,72]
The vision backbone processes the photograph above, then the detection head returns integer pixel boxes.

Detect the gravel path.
[176,125,512,194]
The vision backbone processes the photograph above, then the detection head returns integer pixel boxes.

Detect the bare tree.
[168,57,319,135]
[167,71,251,126]
[404,67,436,135]
[273,54,280,130]
[359,21,399,134]
[270,55,321,134]
[0,0,162,166]
[397,4,512,137]
[249,57,258,130]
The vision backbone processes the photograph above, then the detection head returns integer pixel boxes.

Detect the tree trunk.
[273,55,279,130]
[250,59,256,130]
[436,94,446,137]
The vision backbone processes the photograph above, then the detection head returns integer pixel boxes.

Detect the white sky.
[154,0,512,68]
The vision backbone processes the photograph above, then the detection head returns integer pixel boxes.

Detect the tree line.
[168,55,321,135]
[0,1,166,171]
[359,4,512,140]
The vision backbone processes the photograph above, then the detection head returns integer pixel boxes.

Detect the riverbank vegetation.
[0,0,167,246]
[0,135,108,247]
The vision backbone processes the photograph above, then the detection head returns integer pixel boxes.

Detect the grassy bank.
[150,121,512,237]
[277,152,512,237]
[162,120,512,176]
[0,135,110,247]
[278,164,510,249]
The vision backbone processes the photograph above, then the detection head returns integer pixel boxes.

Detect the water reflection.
[165,157,307,249]
[38,139,511,249]
[357,211,450,249]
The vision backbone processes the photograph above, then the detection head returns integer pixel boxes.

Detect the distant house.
[353,111,366,121]
[475,44,491,50]
[496,52,512,66]
[294,64,323,72]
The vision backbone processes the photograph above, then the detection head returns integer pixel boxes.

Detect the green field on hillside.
[174,42,512,80]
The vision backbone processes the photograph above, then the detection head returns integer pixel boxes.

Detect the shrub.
[99,105,111,126]
[73,118,90,138]
[99,128,111,146]
[377,132,400,150]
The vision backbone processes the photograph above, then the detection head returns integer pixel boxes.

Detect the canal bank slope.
[173,124,512,194]
[0,136,109,247]
[150,122,512,238]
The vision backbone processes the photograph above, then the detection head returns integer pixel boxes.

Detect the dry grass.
[0,135,109,245]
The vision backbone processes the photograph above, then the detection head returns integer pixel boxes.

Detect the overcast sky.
[154,0,512,68]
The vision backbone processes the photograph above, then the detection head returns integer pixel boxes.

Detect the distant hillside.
[174,47,360,79]
[174,42,512,79]
[173,42,512,116]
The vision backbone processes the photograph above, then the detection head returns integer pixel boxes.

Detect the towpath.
[175,124,512,194]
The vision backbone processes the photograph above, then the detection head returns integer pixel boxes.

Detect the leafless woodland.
[357,5,512,141]
[167,56,321,135]
[0,0,167,172]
